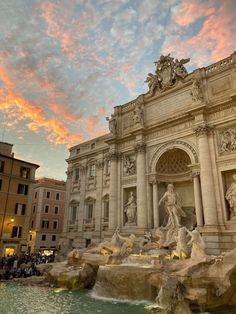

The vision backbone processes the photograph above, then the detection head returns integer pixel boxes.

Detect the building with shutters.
[28,177,66,254]
[0,142,39,256]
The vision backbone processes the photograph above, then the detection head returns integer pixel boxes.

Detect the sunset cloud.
[0,0,235,179]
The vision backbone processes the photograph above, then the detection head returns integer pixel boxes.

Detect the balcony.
[83,218,95,231]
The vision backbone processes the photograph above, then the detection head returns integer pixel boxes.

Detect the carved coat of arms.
[145,54,190,96]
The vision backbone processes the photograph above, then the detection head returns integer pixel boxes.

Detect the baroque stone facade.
[61,52,236,254]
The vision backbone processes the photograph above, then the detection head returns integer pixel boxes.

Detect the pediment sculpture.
[145,54,190,96]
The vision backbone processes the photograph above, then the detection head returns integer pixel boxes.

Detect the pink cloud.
[164,1,236,66]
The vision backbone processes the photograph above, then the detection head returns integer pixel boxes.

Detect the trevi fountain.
[2,52,236,314]
[2,182,236,314]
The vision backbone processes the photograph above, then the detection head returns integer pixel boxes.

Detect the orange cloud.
[0,65,84,146]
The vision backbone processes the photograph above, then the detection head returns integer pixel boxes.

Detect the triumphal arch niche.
[64,52,236,254]
[151,144,197,230]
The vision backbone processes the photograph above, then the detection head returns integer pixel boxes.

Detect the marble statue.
[106,114,117,135]
[172,227,190,259]
[123,156,136,175]
[173,58,190,79]
[133,104,144,125]
[188,228,206,259]
[145,73,160,95]
[124,192,137,225]
[190,79,203,102]
[139,231,152,252]
[159,184,186,229]
[225,174,236,219]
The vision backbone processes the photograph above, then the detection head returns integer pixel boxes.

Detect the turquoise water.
[0,282,236,314]
[0,283,146,314]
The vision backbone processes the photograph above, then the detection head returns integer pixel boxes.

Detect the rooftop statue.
[145,54,190,95]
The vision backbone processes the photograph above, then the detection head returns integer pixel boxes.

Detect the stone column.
[77,165,87,233]
[192,172,204,227]
[135,143,147,228]
[152,180,159,228]
[194,124,218,225]
[108,151,119,230]
[95,161,104,232]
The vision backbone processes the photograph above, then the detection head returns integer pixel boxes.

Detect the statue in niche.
[124,192,137,225]
[133,104,144,125]
[106,114,117,135]
[123,156,136,175]
[158,184,187,247]
[188,228,206,259]
[159,184,186,229]
[225,174,236,219]
[190,79,203,102]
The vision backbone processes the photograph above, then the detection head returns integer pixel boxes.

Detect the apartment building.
[28,177,66,254]
[0,142,39,256]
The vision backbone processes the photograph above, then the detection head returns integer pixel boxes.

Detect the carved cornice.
[134,143,146,153]
[194,124,215,137]
[191,171,200,178]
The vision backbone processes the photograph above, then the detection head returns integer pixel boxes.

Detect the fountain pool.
[0,282,235,314]
[0,282,145,314]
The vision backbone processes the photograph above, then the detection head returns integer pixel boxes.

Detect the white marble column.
[135,143,147,228]
[95,161,103,232]
[108,151,119,230]
[152,180,159,228]
[194,125,218,225]
[192,172,204,227]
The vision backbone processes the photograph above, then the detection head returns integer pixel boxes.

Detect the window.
[71,206,77,221]
[46,191,50,198]
[76,148,80,154]
[52,235,56,241]
[53,221,58,229]
[87,203,93,221]
[34,192,37,199]
[31,220,34,228]
[0,179,2,190]
[91,143,95,149]
[104,201,109,221]
[20,167,30,179]
[42,234,46,241]
[55,206,59,214]
[56,193,60,200]
[17,184,28,195]
[33,205,36,213]
[44,205,49,213]
[74,168,80,181]
[41,220,49,228]
[15,203,26,215]
[29,234,32,241]
[11,226,22,238]
[89,164,96,178]
[0,160,5,173]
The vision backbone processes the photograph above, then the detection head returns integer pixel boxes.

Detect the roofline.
[69,132,110,151]
[0,153,40,168]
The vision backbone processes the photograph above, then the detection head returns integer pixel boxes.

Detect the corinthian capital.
[106,151,122,161]
[193,124,214,137]
[134,143,146,153]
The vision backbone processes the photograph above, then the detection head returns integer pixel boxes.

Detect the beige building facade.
[61,52,236,254]
[0,142,39,256]
[28,177,66,254]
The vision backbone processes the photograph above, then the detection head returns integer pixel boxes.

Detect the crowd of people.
[0,252,55,280]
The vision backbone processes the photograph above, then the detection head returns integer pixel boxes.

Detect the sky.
[0,0,235,180]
